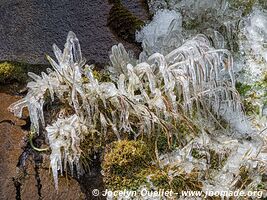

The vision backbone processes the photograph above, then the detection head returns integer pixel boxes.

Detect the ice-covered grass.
[8,0,267,197]
[9,30,240,190]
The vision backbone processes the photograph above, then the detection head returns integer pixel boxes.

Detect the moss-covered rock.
[0,61,48,84]
[102,140,152,190]
[102,139,204,194]
[108,1,144,43]
[0,61,26,84]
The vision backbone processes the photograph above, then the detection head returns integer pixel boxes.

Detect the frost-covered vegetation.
[9,0,267,199]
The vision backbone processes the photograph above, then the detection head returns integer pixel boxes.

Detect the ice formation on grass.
[9,29,240,190]
[8,0,267,196]
[136,1,266,198]
[46,114,87,189]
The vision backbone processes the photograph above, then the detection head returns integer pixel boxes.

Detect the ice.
[8,12,266,193]
[136,10,183,57]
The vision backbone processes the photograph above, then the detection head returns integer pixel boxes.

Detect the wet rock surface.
[0,0,149,64]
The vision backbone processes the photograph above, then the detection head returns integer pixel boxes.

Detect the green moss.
[192,148,228,170]
[235,81,263,115]
[80,131,103,159]
[209,149,228,170]
[243,100,260,115]
[0,60,48,84]
[183,19,201,30]
[102,140,152,190]
[236,82,252,96]
[102,139,204,193]
[0,61,26,83]
[154,119,196,155]
[93,70,111,82]
[242,0,256,16]
[171,169,202,193]
[150,168,170,189]
[108,2,144,43]
[157,133,170,154]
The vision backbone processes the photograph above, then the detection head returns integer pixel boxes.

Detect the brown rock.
[0,92,85,199]
[20,159,85,200]
[0,93,27,126]
[0,122,25,200]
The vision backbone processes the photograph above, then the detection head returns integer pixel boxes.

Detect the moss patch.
[102,140,152,190]
[209,149,228,170]
[236,82,252,96]
[102,139,203,194]
[108,2,144,43]
[0,60,48,84]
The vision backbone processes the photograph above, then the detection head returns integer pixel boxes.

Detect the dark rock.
[0,0,148,65]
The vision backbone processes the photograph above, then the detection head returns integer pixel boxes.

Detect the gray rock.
[0,0,148,64]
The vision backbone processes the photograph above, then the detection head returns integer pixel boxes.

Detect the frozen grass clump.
[9,30,241,190]
[111,34,240,117]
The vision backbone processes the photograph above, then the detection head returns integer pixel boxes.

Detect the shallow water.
[0,0,148,64]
